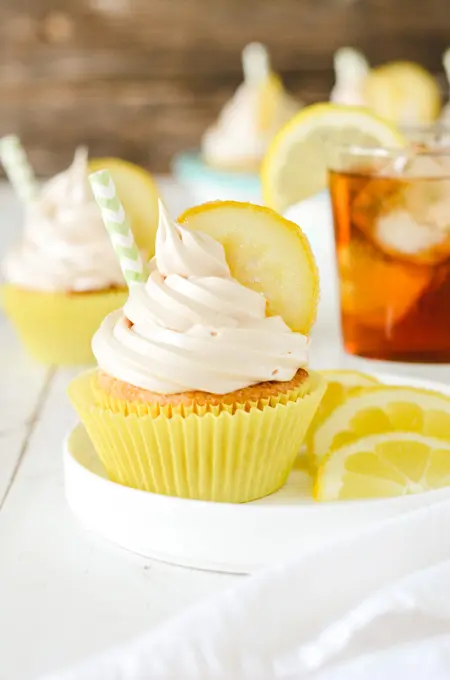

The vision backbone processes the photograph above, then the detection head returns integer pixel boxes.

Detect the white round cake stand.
[64,373,450,574]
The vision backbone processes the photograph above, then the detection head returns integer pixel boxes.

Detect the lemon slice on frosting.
[178,201,319,334]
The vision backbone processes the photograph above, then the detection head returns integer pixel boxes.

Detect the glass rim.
[399,122,450,133]
[332,143,450,159]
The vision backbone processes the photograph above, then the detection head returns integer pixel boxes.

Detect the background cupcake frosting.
[202,43,300,172]
[2,148,125,293]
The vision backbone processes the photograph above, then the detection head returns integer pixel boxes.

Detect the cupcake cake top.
[92,201,309,395]
[2,148,125,293]
[330,47,370,107]
[201,43,299,171]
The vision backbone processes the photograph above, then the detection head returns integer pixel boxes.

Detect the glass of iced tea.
[329,144,450,362]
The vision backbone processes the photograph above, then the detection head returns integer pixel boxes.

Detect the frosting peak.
[2,148,125,292]
[155,201,230,279]
[201,43,299,170]
[330,48,370,107]
[242,42,270,85]
[93,206,309,395]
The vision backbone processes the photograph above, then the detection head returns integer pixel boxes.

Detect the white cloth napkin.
[44,497,450,680]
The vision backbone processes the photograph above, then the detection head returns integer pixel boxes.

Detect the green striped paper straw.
[0,135,39,204]
[89,169,147,287]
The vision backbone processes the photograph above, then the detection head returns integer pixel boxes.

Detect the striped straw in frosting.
[0,135,39,204]
[89,169,147,287]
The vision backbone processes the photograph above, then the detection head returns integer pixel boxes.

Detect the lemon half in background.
[89,158,160,259]
[364,61,441,129]
[261,103,407,213]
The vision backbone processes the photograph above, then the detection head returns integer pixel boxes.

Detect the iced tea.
[329,149,450,362]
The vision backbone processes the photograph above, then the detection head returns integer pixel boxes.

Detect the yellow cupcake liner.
[68,370,326,503]
[91,372,313,417]
[1,284,127,366]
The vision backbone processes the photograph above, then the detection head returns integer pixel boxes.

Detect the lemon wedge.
[261,103,407,212]
[88,158,160,259]
[305,370,380,462]
[312,386,450,466]
[315,432,450,501]
[364,62,441,127]
[178,200,319,334]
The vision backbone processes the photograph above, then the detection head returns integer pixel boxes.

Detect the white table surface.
[2,177,450,680]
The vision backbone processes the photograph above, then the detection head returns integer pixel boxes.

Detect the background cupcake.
[1,138,160,365]
[173,43,300,206]
[69,182,324,503]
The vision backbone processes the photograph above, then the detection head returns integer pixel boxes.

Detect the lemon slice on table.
[89,158,160,259]
[312,386,450,466]
[261,103,407,212]
[315,433,450,502]
[319,369,380,394]
[178,201,319,334]
[364,62,441,127]
[305,370,380,461]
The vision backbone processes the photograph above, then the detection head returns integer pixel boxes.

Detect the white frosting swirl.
[92,202,309,395]
[202,85,298,169]
[330,48,370,107]
[2,148,125,292]
[155,207,229,278]
[202,44,299,169]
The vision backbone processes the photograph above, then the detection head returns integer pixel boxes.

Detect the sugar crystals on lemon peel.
[178,200,320,335]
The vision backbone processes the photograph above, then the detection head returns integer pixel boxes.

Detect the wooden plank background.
[1,0,450,173]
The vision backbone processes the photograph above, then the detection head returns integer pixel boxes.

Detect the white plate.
[64,372,450,574]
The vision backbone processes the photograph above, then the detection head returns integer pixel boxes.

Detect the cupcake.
[1,145,159,365]
[173,43,300,205]
[68,195,325,503]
